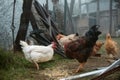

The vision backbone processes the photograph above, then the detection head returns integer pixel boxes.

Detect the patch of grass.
[0,49,32,80]
[0,48,69,80]
[0,49,14,69]
[0,68,29,80]
[0,49,31,70]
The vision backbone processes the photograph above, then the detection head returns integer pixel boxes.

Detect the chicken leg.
[75,62,86,73]
[33,61,39,70]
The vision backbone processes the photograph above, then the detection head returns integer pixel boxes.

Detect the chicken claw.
[75,63,85,73]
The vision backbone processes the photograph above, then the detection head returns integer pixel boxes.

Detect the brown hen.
[91,41,104,56]
[105,33,118,60]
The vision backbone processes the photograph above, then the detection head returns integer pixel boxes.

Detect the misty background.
[0,0,119,49]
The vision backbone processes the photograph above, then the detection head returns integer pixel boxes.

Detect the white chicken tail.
[20,40,28,47]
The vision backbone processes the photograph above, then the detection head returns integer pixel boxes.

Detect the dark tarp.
[30,0,66,57]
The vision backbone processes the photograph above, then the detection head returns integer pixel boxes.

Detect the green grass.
[0,48,68,80]
[0,49,31,80]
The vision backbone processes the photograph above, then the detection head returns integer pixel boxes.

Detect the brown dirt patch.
[31,54,112,80]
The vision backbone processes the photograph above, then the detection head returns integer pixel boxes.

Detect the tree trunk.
[14,0,33,51]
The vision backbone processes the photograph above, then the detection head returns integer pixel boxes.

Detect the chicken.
[91,41,104,56]
[56,34,65,40]
[56,33,79,47]
[64,25,101,72]
[105,33,118,60]
[20,40,57,70]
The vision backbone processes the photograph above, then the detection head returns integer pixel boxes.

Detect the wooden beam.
[64,0,67,34]
[96,0,100,24]
[30,11,39,30]
[109,0,112,34]
[66,0,75,33]
[14,0,33,51]
[70,0,75,15]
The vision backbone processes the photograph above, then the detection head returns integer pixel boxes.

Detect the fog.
[0,0,119,49]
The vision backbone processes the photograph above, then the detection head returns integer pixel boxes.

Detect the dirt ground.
[19,38,120,80]
[20,38,120,80]
[28,54,115,80]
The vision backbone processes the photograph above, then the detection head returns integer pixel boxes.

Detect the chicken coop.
[0,0,120,50]
[0,0,120,80]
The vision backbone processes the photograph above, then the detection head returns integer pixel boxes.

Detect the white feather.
[20,40,54,63]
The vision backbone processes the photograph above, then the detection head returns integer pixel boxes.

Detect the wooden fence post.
[14,0,33,51]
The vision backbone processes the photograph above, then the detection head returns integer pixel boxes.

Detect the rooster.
[105,33,118,60]
[64,25,101,72]
[56,33,79,48]
[20,40,57,70]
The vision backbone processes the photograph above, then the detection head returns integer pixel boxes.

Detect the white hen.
[20,40,57,70]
